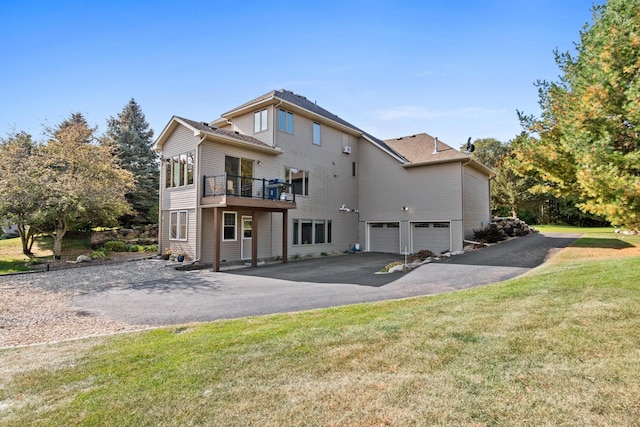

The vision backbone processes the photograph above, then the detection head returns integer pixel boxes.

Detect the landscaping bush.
[90,249,109,260]
[126,244,144,253]
[103,240,127,252]
[473,224,507,243]
[144,244,159,253]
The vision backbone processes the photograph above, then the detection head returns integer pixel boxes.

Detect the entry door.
[241,216,252,260]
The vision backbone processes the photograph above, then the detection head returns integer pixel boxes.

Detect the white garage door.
[369,222,400,253]
[412,222,450,254]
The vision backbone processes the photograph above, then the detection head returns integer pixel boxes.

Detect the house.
[153,90,494,271]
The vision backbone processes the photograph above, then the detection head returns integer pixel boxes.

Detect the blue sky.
[1,0,598,147]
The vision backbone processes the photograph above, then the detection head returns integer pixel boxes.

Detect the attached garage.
[368,222,400,253]
[412,222,451,254]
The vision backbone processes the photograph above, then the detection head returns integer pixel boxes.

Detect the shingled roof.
[175,116,275,149]
[385,133,468,164]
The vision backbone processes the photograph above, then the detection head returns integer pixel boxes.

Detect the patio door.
[241,216,252,260]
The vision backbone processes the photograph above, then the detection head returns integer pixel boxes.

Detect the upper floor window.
[254,109,268,133]
[278,109,293,133]
[285,166,309,196]
[312,122,321,145]
[165,152,194,188]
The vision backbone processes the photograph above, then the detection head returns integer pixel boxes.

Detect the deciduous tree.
[0,132,45,255]
[40,113,134,258]
[515,0,640,229]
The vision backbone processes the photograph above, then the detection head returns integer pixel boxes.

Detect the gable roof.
[214,89,407,163]
[152,116,281,154]
[386,133,495,177]
[385,133,468,163]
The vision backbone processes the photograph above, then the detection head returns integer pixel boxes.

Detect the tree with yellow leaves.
[514,0,640,229]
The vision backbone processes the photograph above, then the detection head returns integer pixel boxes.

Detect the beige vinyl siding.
[160,125,198,211]
[463,166,491,238]
[275,113,359,256]
[358,142,465,253]
[200,208,214,265]
[161,208,197,259]
[358,144,463,221]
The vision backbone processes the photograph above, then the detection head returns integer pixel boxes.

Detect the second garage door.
[412,222,450,254]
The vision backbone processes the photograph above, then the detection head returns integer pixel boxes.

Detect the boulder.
[76,255,92,263]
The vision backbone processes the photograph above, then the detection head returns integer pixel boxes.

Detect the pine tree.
[105,99,159,227]
[515,0,640,229]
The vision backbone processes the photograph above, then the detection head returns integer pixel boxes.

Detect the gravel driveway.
[1,232,579,347]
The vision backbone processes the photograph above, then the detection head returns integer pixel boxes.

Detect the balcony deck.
[201,174,296,210]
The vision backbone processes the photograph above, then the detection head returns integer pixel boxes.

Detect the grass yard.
[0,234,90,274]
[534,224,615,234]
[1,233,639,425]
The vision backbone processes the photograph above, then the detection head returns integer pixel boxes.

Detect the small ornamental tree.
[40,113,134,259]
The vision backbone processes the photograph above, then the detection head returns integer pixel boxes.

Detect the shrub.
[381,261,404,273]
[103,240,127,252]
[90,249,109,260]
[126,244,144,252]
[473,224,507,244]
[144,244,159,253]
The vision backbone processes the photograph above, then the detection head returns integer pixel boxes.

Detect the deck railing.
[203,174,295,202]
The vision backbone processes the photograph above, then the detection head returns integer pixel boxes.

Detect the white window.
[278,109,293,133]
[223,212,237,241]
[285,166,309,196]
[169,210,188,241]
[165,152,195,188]
[312,122,321,145]
[254,109,268,133]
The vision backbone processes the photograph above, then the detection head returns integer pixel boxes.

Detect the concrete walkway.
[73,232,580,326]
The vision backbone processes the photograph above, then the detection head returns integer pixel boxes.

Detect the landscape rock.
[491,217,537,238]
[76,255,92,263]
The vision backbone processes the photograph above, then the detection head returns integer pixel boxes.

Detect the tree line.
[471,0,639,230]
[0,99,158,258]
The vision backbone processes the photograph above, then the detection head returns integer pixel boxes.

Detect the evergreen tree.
[105,99,158,226]
[514,0,640,229]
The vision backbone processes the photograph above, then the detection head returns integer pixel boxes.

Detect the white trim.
[241,215,252,260]
[222,211,237,242]
[409,220,452,254]
[169,210,188,241]
[366,221,401,253]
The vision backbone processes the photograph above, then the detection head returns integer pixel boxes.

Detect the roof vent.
[433,137,439,154]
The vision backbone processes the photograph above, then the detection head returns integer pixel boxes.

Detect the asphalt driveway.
[73,232,580,326]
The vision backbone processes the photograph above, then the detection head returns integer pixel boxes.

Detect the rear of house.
[154,90,494,270]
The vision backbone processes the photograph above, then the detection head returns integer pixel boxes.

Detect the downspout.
[196,135,206,263]
[272,99,283,148]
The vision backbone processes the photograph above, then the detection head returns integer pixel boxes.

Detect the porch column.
[213,207,221,272]
[282,209,288,263]
[251,210,258,268]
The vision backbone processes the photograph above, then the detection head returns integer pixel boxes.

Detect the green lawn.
[0,234,90,274]
[534,224,616,234]
[1,235,639,426]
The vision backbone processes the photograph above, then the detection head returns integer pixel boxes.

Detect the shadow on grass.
[0,259,31,274]
[572,238,635,249]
